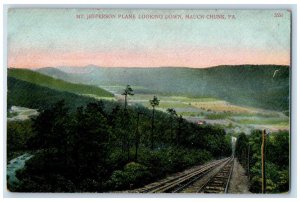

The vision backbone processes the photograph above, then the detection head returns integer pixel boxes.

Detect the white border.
[1,1,299,201]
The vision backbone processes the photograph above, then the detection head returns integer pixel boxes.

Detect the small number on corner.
[274,13,283,17]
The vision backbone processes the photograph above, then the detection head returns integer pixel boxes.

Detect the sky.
[7,9,291,68]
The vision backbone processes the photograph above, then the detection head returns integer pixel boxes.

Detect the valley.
[99,85,290,134]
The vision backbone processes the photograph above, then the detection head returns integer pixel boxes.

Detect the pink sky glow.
[8,47,290,69]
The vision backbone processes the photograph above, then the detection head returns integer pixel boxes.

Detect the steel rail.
[137,157,231,193]
[197,157,234,193]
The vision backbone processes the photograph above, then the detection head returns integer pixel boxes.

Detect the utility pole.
[135,112,143,162]
[261,129,266,193]
[149,96,159,150]
[151,108,154,150]
[247,144,250,180]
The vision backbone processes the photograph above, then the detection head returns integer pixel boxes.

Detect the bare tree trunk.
[124,94,127,109]
[151,107,154,150]
[261,129,266,193]
[135,114,140,161]
[170,117,174,143]
[127,137,130,161]
[122,132,125,153]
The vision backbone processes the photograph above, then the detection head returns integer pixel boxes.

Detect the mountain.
[37,65,290,111]
[8,68,114,98]
[56,65,100,74]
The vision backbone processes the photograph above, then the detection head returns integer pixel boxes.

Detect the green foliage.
[235,133,249,168]
[149,96,160,108]
[7,77,98,111]
[145,148,212,176]
[8,68,113,97]
[235,130,289,193]
[7,120,33,151]
[29,100,70,150]
[15,172,76,192]
[122,85,134,96]
[122,84,134,109]
[14,101,111,192]
[166,108,177,117]
[149,96,160,149]
[266,131,289,169]
[11,98,230,192]
[8,77,232,192]
[159,148,212,172]
[8,65,290,193]
[74,102,111,180]
[205,112,231,120]
[7,120,34,160]
[39,65,290,111]
[108,162,151,190]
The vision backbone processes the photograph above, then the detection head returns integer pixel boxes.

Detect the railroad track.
[133,157,233,193]
[198,157,234,193]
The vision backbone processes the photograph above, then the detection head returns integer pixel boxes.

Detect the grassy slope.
[8,68,113,98]
[7,77,97,111]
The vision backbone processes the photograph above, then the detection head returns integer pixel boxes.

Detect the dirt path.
[228,158,250,193]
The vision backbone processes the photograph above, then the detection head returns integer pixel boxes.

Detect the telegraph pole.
[261,129,266,193]
[247,144,250,180]
[135,112,143,161]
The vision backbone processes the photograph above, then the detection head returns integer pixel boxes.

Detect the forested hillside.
[7,75,232,192]
[38,65,290,111]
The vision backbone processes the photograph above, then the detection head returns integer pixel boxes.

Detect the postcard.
[6,8,290,194]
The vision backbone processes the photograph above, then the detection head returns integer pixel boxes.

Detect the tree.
[149,96,160,149]
[31,100,70,153]
[122,85,134,110]
[134,111,144,161]
[74,101,111,181]
[235,133,249,167]
[166,108,177,143]
[7,120,33,152]
[13,98,235,192]
[176,115,184,146]
[247,130,289,193]
[109,105,123,148]
[121,85,134,159]
[166,108,177,116]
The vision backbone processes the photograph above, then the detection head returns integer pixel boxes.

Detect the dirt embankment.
[228,158,250,193]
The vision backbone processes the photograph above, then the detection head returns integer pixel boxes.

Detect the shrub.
[108,162,151,190]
